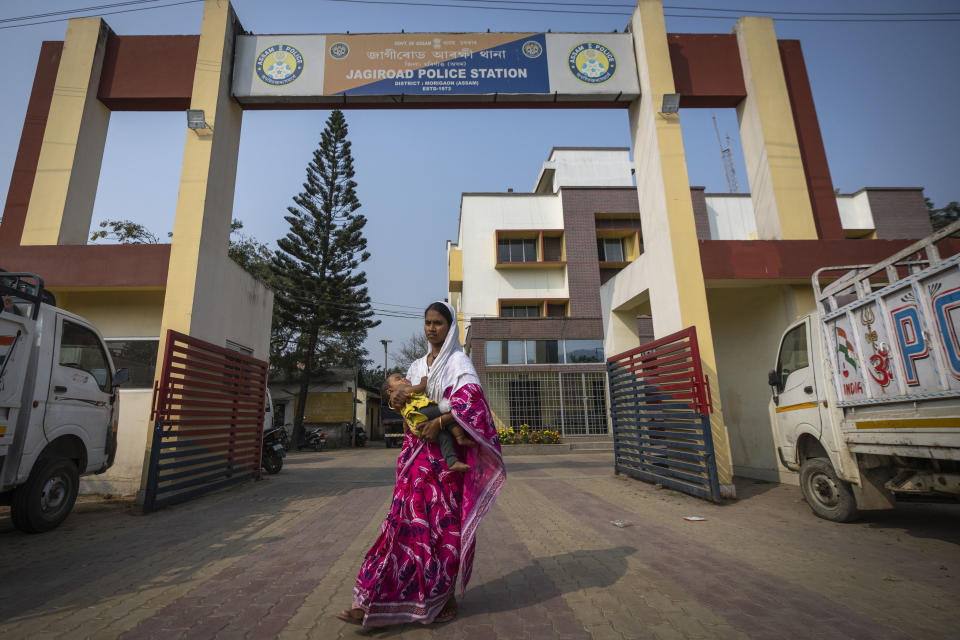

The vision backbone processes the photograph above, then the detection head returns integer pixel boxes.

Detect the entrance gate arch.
[1,0,854,498]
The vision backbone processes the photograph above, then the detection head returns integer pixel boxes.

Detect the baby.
[382,373,474,472]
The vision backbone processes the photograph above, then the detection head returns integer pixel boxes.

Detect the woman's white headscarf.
[424,301,479,405]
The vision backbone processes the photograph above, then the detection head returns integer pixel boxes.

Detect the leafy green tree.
[90,219,160,244]
[227,219,272,283]
[271,110,378,446]
[927,197,960,232]
[90,218,273,282]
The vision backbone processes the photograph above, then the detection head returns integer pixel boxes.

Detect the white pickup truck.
[770,222,960,521]
[0,273,128,532]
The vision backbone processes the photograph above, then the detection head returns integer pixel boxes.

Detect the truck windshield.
[60,320,112,392]
[778,325,809,390]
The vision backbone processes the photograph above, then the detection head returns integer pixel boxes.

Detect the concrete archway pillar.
[157,0,244,344]
[734,17,818,240]
[20,18,111,246]
[627,0,734,495]
[141,0,246,493]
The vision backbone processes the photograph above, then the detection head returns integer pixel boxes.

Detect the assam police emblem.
[329,42,349,59]
[522,40,543,59]
[256,44,304,85]
[568,42,616,84]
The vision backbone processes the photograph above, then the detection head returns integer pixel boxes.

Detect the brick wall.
[864,188,933,240]
[690,187,711,239]
[468,317,604,386]
[637,315,655,344]
[462,187,640,387]
[559,187,641,318]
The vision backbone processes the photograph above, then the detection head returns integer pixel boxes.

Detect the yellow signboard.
[302,392,354,423]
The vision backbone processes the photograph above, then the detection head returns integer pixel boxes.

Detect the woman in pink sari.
[337,301,506,627]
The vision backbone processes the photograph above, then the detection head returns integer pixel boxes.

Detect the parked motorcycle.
[275,424,291,451]
[353,422,368,448]
[261,426,286,474]
[298,427,326,452]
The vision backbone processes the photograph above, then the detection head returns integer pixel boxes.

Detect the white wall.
[80,389,152,496]
[600,253,650,356]
[53,289,165,338]
[707,285,814,484]
[836,191,875,233]
[706,195,758,240]
[535,148,635,192]
[706,193,878,240]
[191,255,273,360]
[459,193,567,319]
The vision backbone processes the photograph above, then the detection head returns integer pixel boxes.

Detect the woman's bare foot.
[448,461,471,472]
[335,608,364,625]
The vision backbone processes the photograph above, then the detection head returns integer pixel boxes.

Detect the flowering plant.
[497,424,562,445]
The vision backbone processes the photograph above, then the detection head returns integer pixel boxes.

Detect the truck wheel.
[799,457,858,522]
[11,457,80,533]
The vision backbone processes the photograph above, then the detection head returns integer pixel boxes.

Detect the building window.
[597,237,626,262]
[486,371,608,435]
[564,339,605,363]
[527,340,561,364]
[105,338,160,389]
[485,339,604,366]
[546,302,568,317]
[501,305,541,318]
[487,340,527,365]
[498,238,538,263]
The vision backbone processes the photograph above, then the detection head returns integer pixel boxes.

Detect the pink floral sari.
[352,382,504,627]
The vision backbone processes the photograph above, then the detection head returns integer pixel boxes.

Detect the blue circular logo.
[568,42,616,84]
[522,40,543,59]
[256,44,304,86]
[329,42,349,59]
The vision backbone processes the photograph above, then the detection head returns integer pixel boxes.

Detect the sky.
[1,0,958,368]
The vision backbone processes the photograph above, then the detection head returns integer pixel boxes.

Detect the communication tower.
[712,114,739,193]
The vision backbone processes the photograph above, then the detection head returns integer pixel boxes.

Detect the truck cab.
[770,315,862,521]
[0,273,128,532]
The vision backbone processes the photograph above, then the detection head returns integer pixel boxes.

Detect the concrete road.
[0,448,958,639]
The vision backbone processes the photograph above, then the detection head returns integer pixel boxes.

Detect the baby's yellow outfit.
[400,392,438,438]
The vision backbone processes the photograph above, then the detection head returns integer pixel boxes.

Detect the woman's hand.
[419,417,443,443]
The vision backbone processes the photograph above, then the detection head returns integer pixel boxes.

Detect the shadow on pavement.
[729,476,781,502]
[359,546,637,638]
[464,546,636,614]
[861,502,960,546]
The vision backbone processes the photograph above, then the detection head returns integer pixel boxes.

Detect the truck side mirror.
[767,369,778,388]
[113,368,130,387]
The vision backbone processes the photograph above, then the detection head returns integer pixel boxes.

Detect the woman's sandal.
[336,608,364,625]
[433,598,458,623]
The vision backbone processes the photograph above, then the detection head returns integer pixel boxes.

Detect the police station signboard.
[232,33,639,104]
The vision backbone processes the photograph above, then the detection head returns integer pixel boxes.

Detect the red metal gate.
[143,330,267,512]
[606,326,721,502]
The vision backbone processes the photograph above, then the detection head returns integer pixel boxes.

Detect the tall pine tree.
[271,110,378,446]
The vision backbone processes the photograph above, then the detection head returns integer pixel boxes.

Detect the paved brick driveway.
[0,448,958,639]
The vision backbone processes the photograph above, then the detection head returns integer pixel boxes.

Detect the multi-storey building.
[448,148,644,437]
[447,147,933,452]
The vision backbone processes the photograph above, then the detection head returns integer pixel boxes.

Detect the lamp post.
[380,339,392,376]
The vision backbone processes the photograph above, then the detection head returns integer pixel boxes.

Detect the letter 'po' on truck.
[769,221,960,522]
[1,273,129,533]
